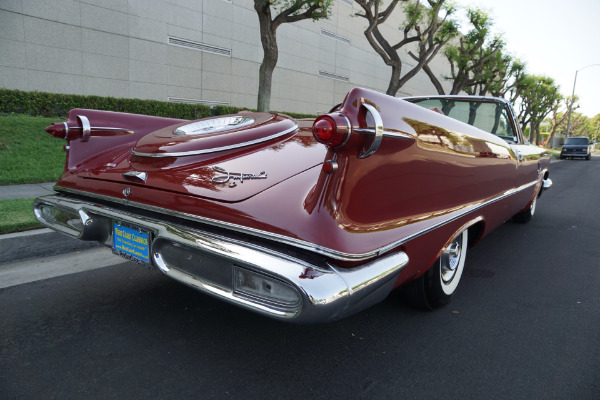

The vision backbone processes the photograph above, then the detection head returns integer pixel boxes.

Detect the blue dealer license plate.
[112,222,150,265]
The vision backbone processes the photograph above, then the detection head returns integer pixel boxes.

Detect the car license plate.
[112,221,151,265]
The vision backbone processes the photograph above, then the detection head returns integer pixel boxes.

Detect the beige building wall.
[0,0,453,114]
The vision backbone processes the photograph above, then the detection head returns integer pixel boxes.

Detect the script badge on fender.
[211,166,267,185]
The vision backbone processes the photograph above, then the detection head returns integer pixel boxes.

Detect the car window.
[563,137,589,145]
[410,99,515,142]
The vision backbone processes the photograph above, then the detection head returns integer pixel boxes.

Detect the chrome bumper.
[34,195,408,323]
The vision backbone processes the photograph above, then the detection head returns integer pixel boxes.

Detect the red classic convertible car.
[35,88,552,323]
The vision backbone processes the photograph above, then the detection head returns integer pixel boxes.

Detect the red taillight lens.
[313,117,336,142]
[312,113,350,149]
[45,122,67,139]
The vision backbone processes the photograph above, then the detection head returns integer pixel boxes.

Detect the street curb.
[0,228,99,266]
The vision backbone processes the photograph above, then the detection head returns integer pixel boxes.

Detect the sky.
[452,0,600,118]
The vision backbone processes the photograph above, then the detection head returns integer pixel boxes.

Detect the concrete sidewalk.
[0,182,56,200]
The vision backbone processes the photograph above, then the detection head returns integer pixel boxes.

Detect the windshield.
[564,137,589,145]
[409,99,515,142]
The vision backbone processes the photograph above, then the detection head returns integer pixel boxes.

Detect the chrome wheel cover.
[440,230,468,295]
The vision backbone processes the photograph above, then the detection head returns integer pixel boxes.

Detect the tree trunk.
[547,124,558,148]
[491,104,503,135]
[520,117,529,138]
[441,100,455,115]
[386,62,402,96]
[255,2,278,112]
[468,102,482,126]
[257,35,278,112]
[529,121,535,144]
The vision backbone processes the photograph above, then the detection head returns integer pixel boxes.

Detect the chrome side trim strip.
[376,179,540,255]
[131,124,299,158]
[383,131,413,139]
[67,126,131,131]
[353,128,412,140]
[403,94,511,104]
[55,177,541,261]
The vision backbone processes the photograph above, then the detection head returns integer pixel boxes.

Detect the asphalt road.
[1,156,599,400]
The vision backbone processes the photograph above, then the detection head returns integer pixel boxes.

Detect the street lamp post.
[565,63,600,137]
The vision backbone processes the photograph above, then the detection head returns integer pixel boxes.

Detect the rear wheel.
[513,196,536,223]
[402,230,468,310]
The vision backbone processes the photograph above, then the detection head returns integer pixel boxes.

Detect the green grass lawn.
[0,114,66,185]
[0,114,65,234]
[0,198,41,234]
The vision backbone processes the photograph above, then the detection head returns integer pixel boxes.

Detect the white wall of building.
[0,0,453,114]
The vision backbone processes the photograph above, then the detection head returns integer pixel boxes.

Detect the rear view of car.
[34,88,552,322]
[560,136,592,160]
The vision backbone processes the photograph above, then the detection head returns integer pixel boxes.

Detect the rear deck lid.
[72,114,326,202]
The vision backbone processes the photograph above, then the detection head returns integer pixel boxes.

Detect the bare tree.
[254,0,333,112]
[354,0,459,96]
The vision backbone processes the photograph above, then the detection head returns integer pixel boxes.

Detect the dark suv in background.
[560,136,592,160]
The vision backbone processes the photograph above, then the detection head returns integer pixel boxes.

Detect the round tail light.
[45,122,68,139]
[312,113,351,149]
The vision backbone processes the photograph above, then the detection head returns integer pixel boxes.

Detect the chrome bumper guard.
[34,195,408,323]
[538,178,552,198]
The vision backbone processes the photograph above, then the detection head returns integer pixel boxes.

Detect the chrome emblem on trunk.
[123,187,131,197]
[211,166,267,184]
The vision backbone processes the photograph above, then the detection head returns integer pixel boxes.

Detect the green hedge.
[0,89,317,119]
[0,89,210,119]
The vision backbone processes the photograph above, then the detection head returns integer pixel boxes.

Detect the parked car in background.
[560,136,592,160]
[34,88,552,323]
